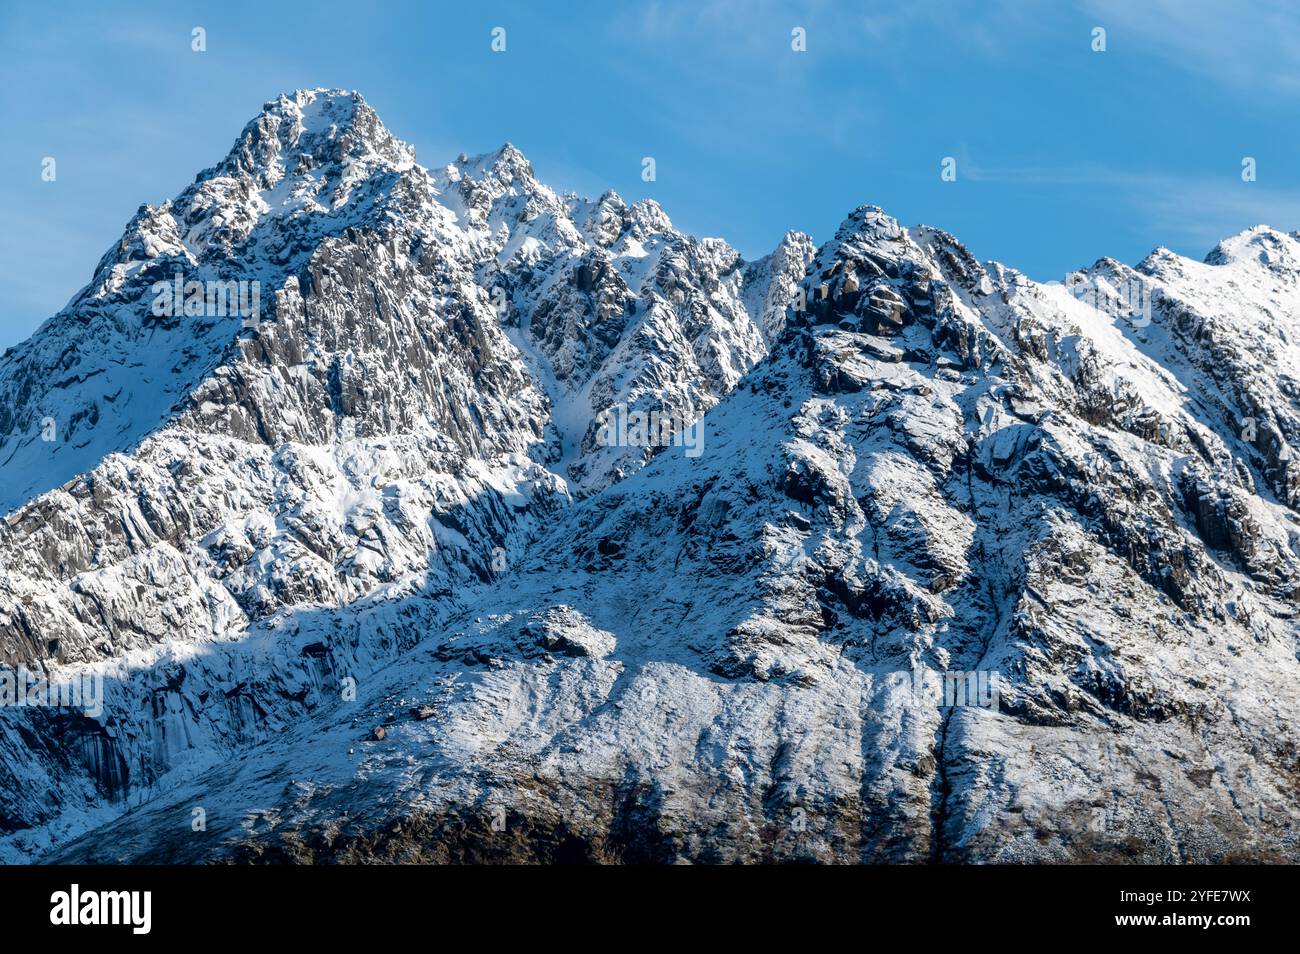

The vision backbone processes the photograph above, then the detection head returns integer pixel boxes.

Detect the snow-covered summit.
[1204,224,1300,270]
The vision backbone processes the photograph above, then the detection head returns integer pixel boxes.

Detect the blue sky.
[2,0,1298,348]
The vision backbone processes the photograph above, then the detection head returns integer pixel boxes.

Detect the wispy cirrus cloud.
[962,154,1300,253]
[1081,0,1300,94]
[1135,178,1300,248]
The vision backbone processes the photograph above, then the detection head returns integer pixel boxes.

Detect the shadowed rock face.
[4,91,1300,865]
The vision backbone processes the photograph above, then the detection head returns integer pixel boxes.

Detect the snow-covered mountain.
[3,89,1298,863]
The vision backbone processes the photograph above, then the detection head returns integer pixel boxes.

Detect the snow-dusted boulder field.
[2,90,1298,863]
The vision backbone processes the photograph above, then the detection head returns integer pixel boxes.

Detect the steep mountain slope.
[3,91,1300,864]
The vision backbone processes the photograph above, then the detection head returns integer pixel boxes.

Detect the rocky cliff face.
[3,90,1298,864]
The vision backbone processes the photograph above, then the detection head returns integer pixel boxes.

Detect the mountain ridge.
[3,88,1300,864]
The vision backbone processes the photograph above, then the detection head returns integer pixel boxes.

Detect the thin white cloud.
[1081,0,1300,93]
[962,155,1300,254]
[1135,179,1300,248]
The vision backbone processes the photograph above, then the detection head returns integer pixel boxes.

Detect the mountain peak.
[452,141,536,186]
[1204,224,1300,270]
[835,205,906,244]
[262,88,367,126]
[211,88,413,189]
[492,141,529,166]
[628,197,672,234]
